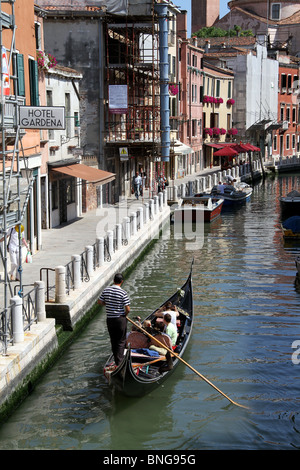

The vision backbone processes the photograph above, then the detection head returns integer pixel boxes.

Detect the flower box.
[227,98,235,106]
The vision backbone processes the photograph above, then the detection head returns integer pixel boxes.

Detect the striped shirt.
[99,285,130,318]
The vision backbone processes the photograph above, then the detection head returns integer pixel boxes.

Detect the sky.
[176,0,230,35]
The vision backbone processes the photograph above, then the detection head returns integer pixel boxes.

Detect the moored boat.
[211,183,253,206]
[103,261,194,397]
[281,216,300,239]
[173,193,224,223]
[280,190,300,218]
[295,255,300,274]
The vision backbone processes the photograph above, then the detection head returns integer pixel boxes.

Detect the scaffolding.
[104,2,162,195]
[0,0,34,355]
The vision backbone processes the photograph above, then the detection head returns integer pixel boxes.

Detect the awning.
[52,163,115,184]
[172,140,193,155]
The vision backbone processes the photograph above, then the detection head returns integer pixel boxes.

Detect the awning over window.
[51,163,115,185]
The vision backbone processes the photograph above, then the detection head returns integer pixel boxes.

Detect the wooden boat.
[173,193,223,223]
[103,261,194,397]
[280,190,300,218]
[211,183,253,206]
[281,216,300,239]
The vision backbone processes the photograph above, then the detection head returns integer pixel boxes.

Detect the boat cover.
[282,216,300,232]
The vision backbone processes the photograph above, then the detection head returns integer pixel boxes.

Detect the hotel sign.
[19,106,65,129]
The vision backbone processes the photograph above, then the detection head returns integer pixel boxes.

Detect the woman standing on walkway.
[1,225,29,281]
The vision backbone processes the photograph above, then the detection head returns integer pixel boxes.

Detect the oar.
[127,317,248,410]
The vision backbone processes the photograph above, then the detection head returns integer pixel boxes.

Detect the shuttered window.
[29,58,39,106]
[13,53,25,97]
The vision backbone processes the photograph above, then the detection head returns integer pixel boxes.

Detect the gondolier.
[98,273,130,366]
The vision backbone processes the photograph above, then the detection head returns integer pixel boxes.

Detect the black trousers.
[106,316,127,365]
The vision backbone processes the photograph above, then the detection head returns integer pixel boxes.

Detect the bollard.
[137,208,144,229]
[55,265,66,303]
[130,212,137,236]
[35,280,46,322]
[72,254,81,289]
[97,237,104,267]
[173,185,178,202]
[85,245,93,276]
[158,192,163,210]
[124,216,131,241]
[107,230,114,257]
[163,189,168,206]
[153,195,159,214]
[149,199,154,219]
[116,224,122,249]
[11,295,24,343]
[144,202,149,223]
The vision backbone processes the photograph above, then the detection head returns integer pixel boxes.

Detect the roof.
[35,0,105,12]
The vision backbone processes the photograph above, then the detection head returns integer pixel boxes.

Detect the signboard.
[2,47,9,96]
[19,106,65,129]
[109,85,128,114]
[119,147,129,161]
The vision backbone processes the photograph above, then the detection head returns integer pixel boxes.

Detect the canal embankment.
[0,192,171,421]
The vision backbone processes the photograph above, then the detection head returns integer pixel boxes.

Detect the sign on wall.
[19,106,65,129]
[109,85,128,114]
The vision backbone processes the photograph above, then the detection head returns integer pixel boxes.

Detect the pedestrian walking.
[0,225,29,281]
[132,171,142,199]
[98,273,130,365]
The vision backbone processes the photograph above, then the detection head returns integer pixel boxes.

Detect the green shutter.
[29,59,39,106]
[17,54,25,96]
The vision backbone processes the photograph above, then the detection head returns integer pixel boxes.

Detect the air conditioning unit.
[282,121,289,130]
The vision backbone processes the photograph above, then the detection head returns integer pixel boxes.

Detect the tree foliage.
[193,25,253,38]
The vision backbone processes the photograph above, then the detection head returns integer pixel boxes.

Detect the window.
[29,58,39,106]
[286,106,290,123]
[273,135,277,151]
[216,80,220,97]
[228,80,232,98]
[65,93,71,138]
[280,105,284,121]
[52,181,58,210]
[13,53,25,97]
[35,22,42,49]
[192,119,197,137]
[293,107,297,123]
[292,134,296,149]
[281,74,287,92]
[271,3,281,20]
[66,179,75,204]
[227,113,231,130]
[206,77,210,95]
[286,134,290,150]
[47,90,54,140]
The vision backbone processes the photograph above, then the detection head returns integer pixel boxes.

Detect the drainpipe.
[155,3,170,162]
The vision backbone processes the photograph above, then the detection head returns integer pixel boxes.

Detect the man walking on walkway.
[132,171,142,199]
[98,273,130,365]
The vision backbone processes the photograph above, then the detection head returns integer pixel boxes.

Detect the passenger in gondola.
[163,313,177,348]
[155,301,179,328]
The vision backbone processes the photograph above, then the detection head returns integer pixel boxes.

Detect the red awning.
[214,147,239,157]
[52,163,115,184]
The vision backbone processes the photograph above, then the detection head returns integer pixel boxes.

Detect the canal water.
[0,173,300,450]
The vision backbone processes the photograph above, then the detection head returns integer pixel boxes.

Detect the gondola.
[103,261,194,397]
